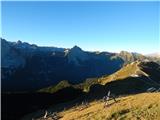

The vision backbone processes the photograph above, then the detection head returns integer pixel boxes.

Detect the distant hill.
[118,51,146,64]
[147,52,160,58]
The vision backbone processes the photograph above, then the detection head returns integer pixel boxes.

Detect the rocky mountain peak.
[70,45,82,52]
[17,40,23,44]
[119,51,131,55]
[67,45,89,65]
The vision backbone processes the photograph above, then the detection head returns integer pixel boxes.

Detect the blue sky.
[1,1,160,54]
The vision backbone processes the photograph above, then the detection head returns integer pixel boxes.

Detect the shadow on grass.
[2,76,158,120]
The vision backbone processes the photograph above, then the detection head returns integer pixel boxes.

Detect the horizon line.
[3,38,160,55]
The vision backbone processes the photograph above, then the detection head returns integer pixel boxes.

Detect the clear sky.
[1,1,160,54]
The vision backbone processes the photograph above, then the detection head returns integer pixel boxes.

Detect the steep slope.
[118,51,146,64]
[1,39,26,68]
[22,93,160,120]
[2,39,124,92]
[38,80,71,93]
[118,50,160,65]
[39,61,160,96]
[99,60,160,86]
[38,77,99,93]
[2,38,159,92]
[58,93,160,120]
[86,61,160,100]
[1,39,26,88]
[67,45,89,65]
[4,61,160,120]
[2,87,84,120]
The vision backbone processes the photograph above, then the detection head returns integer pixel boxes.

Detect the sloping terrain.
[2,39,160,120]
[2,87,85,120]
[21,61,160,120]
[38,80,71,93]
[39,61,160,95]
[99,60,160,86]
[118,51,146,64]
[4,61,160,120]
[59,93,160,120]
[23,93,160,120]
[1,39,124,92]
[2,39,160,92]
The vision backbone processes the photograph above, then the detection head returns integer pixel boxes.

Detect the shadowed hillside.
[2,39,160,92]
[39,61,160,95]
[58,93,160,120]
[20,61,160,120]
[22,93,160,120]
[2,87,85,120]
[2,59,160,120]
[1,39,124,92]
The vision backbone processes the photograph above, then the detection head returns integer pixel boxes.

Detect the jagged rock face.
[1,39,126,92]
[4,39,159,92]
[1,39,26,68]
[67,45,89,65]
[118,51,146,64]
[118,51,160,65]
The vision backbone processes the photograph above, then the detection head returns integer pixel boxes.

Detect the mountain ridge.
[21,61,160,120]
[2,38,160,120]
[1,38,160,92]
[39,60,160,95]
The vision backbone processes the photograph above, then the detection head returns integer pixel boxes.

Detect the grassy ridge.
[38,80,71,93]
[24,61,160,120]
[38,78,99,93]
[38,61,140,93]
[38,61,160,94]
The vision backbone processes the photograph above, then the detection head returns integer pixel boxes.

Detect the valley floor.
[23,93,160,120]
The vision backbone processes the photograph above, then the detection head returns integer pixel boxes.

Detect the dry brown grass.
[98,61,143,85]
[38,61,152,94]
[57,93,160,120]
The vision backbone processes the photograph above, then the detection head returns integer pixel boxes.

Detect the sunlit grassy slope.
[23,61,160,120]
[38,61,139,93]
[28,93,160,120]
[38,80,71,93]
[39,61,160,93]
[57,93,160,120]
[38,78,99,93]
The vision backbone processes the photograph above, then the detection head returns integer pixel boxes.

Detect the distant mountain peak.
[147,52,160,58]
[67,45,89,65]
[17,40,23,44]
[119,51,131,55]
[71,45,82,51]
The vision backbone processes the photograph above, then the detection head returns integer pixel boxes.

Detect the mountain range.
[39,60,160,96]
[1,38,160,92]
[147,52,160,58]
[2,38,160,120]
